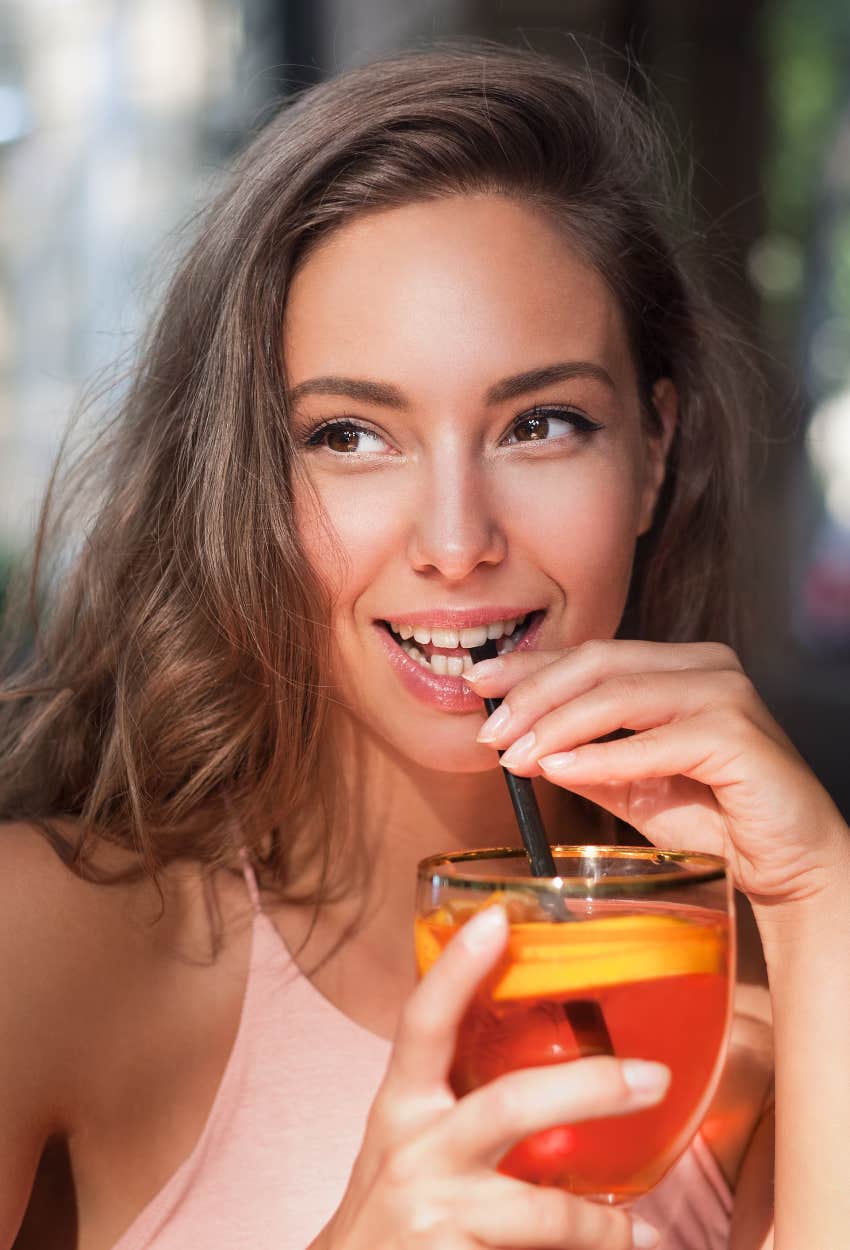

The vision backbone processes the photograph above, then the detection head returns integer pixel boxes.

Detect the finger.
[464,648,567,692]
[496,668,775,777]
[469,640,742,746]
[384,905,509,1095]
[537,707,765,793]
[434,1056,670,1171]
[464,1175,653,1250]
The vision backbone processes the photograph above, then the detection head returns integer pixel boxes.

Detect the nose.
[406,454,508,582]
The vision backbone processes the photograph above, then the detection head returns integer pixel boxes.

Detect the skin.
[285,194,671,781]
[282,194,676,978]
[281,191,675,1040]
[6,194,847,1250]
[280,194,841,1250]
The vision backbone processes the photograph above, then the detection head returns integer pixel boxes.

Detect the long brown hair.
[0,43,752,891]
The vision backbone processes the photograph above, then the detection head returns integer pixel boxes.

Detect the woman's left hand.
[468,639,850,908]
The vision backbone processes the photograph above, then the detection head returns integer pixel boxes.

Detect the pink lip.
[378,606,542,630]
[374,612,545,714]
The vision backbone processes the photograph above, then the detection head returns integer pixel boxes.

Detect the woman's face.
[283,195,673,773]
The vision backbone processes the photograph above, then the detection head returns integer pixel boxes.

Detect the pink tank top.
[110,863,733,1250]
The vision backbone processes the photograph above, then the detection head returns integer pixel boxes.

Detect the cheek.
[294,475,405,604]
[505,462,643,629]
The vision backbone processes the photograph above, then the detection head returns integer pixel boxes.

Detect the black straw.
[470,638,559,879]
[470,637,615,1057]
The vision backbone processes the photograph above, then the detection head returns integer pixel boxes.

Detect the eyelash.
[302,406,603,455]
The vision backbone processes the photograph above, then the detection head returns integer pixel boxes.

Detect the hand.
[468,639,850,908]
[310,905,666,1250]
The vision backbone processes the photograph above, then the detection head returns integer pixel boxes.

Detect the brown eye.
[304,421,391,455]
[504,407,602,446]
[326,425,361,453]
[513,414,550,442]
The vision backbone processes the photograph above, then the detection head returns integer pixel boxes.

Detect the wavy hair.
[0,43,751,891]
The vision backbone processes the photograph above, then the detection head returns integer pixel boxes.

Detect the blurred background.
[1,0,849,813]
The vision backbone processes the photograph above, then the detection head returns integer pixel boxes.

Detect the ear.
[637,377,678,536]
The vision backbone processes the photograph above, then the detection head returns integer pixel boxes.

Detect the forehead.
[283,195,634,394]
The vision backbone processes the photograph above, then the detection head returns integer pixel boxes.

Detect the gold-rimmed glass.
[415,846,734,1206]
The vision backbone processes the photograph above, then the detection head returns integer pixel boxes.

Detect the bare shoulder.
[0,820,113,1244]
[0,819,106,1069]
[0,820,255,1250]
[0,819,153,1019]
[0,820,152,1114]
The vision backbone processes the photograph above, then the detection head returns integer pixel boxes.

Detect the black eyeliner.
[516,404,603,435]
[303,418,366,446]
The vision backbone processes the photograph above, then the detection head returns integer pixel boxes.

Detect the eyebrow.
[285,361,616,410]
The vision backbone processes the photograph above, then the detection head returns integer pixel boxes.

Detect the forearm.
[752,838,850,1250]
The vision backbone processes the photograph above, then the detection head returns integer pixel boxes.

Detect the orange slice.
[415,910,727,1000]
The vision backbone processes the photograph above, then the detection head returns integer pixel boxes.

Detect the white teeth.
[397,621,529,675]
[459,625,488,648]
[390,612,532,670]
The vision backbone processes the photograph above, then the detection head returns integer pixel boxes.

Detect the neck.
[276,717,609,1023]
[345,728,603,887]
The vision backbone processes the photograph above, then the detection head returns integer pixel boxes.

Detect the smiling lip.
[374,610,545,714]
[376,606,542,629]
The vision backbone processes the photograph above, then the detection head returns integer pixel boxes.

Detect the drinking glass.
[415,845,734,1206]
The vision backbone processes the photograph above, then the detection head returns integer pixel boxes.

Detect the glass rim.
[417,844,728,896]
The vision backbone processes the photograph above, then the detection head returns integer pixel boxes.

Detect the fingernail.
[499,731,537,768]
[463,658,501,684]
[460,904,507,953]
[621,1059,671,1100]
[476,703,512,742]
[538,751,577,773]
[631,1216,660,1248]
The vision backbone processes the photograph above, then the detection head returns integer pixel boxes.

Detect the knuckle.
[603,672,644,703]
[407,1202,449,1237]
[380,1141,421,1193]
[485,1076,525,1135]
[506,673,544,718]
[575,638,607,676]
[569,1198,635,1250]
[403,1221,465,1250]
[528,1189,575,1242]
[720,667,755,703]
[365,1095,395,1142]
[705,701,749,744]
[627,726,662,757]
[702,641,741,671]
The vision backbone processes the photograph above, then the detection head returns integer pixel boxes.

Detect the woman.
[1,44,847,1250]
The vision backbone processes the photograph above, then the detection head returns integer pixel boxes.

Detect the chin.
[394,735,501,775]
[346,706,502,775]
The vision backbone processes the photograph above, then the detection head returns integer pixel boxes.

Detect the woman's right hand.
[309,906,667,1250]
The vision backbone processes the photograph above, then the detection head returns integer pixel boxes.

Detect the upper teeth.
[389,615,525,648]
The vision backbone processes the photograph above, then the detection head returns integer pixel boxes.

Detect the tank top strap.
[237,845,264,914]
[224,799,265,915]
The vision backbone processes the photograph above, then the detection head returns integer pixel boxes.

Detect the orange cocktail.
[415,847,733,1205]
